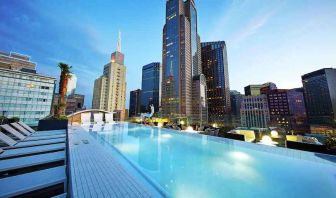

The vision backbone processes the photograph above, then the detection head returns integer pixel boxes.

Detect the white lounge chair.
[81,112,91,125]
[1,124,65,141]
[17,121,65,136]
[101,123,113,132]
[0,132,65,149]
[11,122,65,137]
[0,166,66,197]
[0,143,65,159]
[105,113,114,123]
[0,151,65,173]
[94,113,104,124]
[90,124,103,132]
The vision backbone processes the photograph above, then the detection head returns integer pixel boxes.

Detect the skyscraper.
[161,0,203,120]
[0,51,56,126]
[141,62,161,113]
[66,73,77,96]
[302,68,336,128]
[230,90,243,127]
[240,82,277,129]
[266,89,291,130]
[287,88,308,133]
[245,82,277,96]
[52,93,85,115]
[191,74,208,125]
[241,95,270,128]
[92,32,127,120]
[201,41,230,125]
[129,89,141,117]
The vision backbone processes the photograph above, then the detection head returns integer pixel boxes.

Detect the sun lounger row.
[81,112,114,125]
[0,121,68,197]
[0,124,65,149]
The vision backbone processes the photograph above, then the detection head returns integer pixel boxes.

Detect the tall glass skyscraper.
[141,62,161,113]
[129,89,141,117]
[302,68,336,127]
[201,41,230,125]
[162,0,203,119]
[230,90,243,127]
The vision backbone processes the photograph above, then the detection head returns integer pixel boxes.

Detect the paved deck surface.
[68,125,161,198]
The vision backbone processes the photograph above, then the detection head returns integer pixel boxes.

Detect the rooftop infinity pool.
[85,123,336,198]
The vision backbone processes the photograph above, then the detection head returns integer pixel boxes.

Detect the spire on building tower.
[117,31,122,52]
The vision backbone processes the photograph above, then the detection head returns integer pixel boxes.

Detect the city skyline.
[1,0,336,108]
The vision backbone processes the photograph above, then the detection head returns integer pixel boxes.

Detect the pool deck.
[68,125,163,198]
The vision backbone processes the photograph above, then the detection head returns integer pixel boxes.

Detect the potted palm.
[38,63,72,131]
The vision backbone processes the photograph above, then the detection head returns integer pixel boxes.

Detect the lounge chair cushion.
[94,113,103,123]
[0,143,65,159]
[0,166,66,197]
[0,125,26,140]
[0,151,65,172]
[18,121,35,133]
[105,113,114,122]
[10,123,31,136]
[0,132,17,146]
[81,113,91,124]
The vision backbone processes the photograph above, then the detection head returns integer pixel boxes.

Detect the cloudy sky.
[1,0,336,108]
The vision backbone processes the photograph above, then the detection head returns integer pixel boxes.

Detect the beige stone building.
[92,34,127,120]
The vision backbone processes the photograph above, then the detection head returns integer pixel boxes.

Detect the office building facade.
[141,62,161,113]
[244,82,277,96]
[230,90,243,127]
[302,68,336,127]
[260,87,308,132]
[241,95,270,128]
[65,94,85,115]
[52,93,85,115]
[0,51,56,126]
[201,41,230,124]
[92,33,127,120]
[287,88,308,133]
[0,51,36,72]
[191,74,208,125]
[161,0,204,120]
[266,89,291,129]
[129,89,141,117]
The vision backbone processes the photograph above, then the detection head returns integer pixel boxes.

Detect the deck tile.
[68,126,160,198]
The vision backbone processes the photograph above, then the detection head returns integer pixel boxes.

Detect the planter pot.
[38,119,68,131]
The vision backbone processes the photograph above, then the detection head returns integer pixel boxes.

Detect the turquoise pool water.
[88,123,336,198]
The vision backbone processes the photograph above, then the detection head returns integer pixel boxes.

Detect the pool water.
[88,123,336,198]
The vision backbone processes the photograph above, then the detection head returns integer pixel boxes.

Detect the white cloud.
[230,10,275,46]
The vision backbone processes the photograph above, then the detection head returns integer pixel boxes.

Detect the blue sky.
[1,0,336,108]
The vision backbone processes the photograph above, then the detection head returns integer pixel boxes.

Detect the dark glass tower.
[184,0,202,77]
[201,41,230,124]
[302,68,336,127]
[129,89,141,117]
[162,0,203,119]
[230,90,243,127]
[141,62,161,113]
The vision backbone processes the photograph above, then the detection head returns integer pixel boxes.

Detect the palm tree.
[55,62,72,117]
